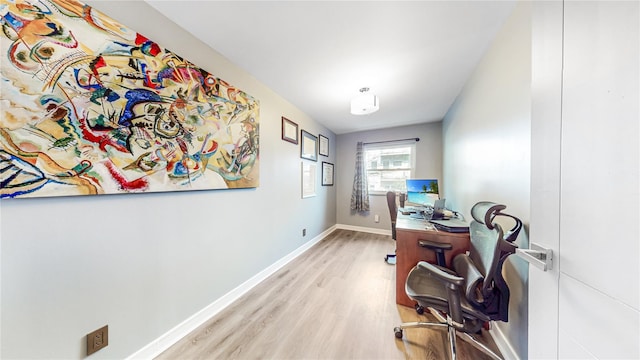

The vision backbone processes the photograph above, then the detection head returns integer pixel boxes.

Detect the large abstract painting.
[0,0,260,199]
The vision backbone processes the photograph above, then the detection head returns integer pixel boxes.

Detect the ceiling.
[145,1,516,135]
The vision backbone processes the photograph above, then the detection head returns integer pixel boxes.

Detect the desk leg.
[395,236,419,308]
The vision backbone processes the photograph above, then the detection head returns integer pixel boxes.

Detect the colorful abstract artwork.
[0,0,260,199]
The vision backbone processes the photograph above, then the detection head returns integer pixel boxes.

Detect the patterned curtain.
[350,142,370,211]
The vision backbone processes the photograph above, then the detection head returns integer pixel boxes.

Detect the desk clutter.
[399,204,469,233]
[399,206,426,215]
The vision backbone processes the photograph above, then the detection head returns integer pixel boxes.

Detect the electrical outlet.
[86,325,108,355]
[302,228,306,236]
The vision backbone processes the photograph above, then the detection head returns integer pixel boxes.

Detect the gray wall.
[336,123,443,231]
[0,2,336,358]
[442,2,531,359]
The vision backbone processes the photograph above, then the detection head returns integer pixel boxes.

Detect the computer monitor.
[405,178,439,207]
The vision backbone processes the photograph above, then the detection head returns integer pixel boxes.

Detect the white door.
[530,1,639,359]
[529,1,563,357]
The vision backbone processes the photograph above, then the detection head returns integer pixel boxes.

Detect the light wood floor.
[157,229,501,360]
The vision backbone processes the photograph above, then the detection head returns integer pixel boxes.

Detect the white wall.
[0,1,336,358]
[336,123,443,231]
[442,2,531,359]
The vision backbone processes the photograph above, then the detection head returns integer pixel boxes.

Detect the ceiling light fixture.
[350,87,379,115]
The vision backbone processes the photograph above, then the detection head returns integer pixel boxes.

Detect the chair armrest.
[417,261,464,287]
[419,240,453,267]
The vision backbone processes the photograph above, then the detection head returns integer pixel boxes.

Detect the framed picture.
[300,130,318,161]
[0,0,261,198]
[322,162,334,186]
[302,162,317,198]
[282,117,298,144]
[319,134,329,157]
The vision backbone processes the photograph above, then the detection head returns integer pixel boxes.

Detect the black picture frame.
[321,162,334,186]
[300,130,318,161]
[319,134,329,157]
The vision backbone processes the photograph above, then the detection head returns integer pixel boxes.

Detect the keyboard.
[429,219,470,233]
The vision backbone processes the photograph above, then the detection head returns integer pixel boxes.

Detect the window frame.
[364,142,416,195]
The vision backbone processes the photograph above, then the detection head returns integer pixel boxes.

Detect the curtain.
[350,141,370,211]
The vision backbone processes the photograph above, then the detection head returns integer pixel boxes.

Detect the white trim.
[127,225,336,360]
[335,223,390,236]
[489,323,519,360]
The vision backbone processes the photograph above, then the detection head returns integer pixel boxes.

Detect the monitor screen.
[405,179,439,207]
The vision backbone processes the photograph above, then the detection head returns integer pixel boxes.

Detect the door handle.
[515,242,553,271]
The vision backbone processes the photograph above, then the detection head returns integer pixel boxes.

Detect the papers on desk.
[425,222,437,231]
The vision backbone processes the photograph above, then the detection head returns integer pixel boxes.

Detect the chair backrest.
[453,201,520,321]
[386,191,397,239]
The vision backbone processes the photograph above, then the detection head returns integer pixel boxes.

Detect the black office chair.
[394,201,522,360]
[385,191,453,269]
[384,191,398,264]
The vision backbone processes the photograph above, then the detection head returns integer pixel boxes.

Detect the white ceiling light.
[350,87,379,115]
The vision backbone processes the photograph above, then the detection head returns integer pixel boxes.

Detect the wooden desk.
[395,213,470,307]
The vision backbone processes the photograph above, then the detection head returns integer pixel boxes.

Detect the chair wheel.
[394,327,403,339]
[414,304,424,315]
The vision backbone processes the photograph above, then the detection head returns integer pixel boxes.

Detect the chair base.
[394,308,502,360]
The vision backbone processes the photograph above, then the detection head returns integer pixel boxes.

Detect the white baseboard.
[127,225,337,360]
[335,223,391,236]
[489,323,519,360]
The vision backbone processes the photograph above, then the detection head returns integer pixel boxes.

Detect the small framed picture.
[319,134,329,157]
[302,162,317,198]
[300,130,318,161]
[321,162,334,186]
[282,117,298,144]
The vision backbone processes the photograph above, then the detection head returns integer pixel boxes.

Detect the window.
[364,142,415,194]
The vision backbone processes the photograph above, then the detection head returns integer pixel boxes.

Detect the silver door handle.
[515,242,553,271]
